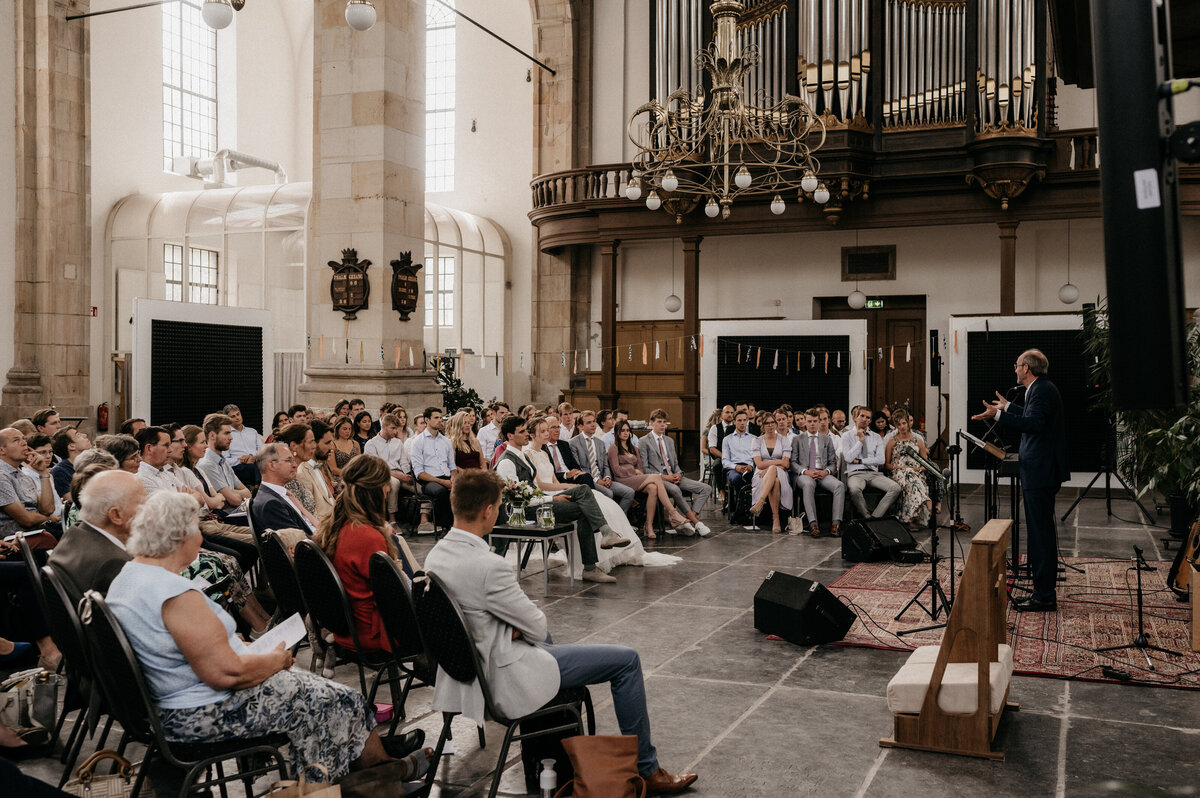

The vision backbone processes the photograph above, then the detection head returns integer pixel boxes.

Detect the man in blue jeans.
[424,469,698,795]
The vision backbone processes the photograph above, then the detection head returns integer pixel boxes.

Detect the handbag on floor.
[552,735,646,798]
[62,750,156,798]
[267,764,341,797]
[0,666,61,740]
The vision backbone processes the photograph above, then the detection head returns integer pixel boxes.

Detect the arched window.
[426,0,456,192]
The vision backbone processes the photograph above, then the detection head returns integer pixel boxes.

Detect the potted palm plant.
[1082,301,1199,534]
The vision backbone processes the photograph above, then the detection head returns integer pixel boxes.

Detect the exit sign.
[865,298,884,309]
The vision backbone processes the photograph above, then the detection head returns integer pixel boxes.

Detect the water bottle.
[539,758,557,798]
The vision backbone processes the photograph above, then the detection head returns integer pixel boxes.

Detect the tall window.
[163,244,219,305]
[424,256,455,327]
[426,0,456,192]
[163,2,218,171]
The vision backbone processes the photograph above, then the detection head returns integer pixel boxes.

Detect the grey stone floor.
[14,486,1200,797]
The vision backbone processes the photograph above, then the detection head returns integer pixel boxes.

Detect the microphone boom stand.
[1093,546,1182,670]
[897,458,953,635]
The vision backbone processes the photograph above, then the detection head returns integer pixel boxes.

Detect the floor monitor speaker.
[753,571,855,645]
[842,517,918,562]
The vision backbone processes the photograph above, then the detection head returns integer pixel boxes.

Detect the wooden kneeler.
[880,519,1019,760]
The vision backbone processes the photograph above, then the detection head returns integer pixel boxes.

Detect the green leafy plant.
[432,356,483,415]
[1082,300,1200,509]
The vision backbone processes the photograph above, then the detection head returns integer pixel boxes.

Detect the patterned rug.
[827,556,1200,688]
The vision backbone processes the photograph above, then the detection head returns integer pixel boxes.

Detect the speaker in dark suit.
[47,521,132,602]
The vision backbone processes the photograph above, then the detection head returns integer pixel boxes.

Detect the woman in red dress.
[313,455,420,654]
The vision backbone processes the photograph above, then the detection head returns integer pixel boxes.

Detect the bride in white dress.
[521,431,681,574]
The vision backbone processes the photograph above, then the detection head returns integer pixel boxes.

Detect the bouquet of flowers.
[501,480,543,526]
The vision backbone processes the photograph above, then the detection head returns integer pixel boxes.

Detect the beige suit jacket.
[295,460,334,521]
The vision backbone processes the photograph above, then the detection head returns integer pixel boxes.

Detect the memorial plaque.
[329,248,370,320]
[390,252,422,322]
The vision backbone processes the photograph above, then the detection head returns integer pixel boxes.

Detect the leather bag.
[62,750,156,798]
[0,667,61,739]
[552,735,646,798]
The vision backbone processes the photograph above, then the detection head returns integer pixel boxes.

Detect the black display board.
[964,327,1102,474]
[150,319,264,430]
[715,335,851,415]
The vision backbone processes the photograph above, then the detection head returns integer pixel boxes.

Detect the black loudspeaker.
[841,518,918,562]
[753,571,855,645]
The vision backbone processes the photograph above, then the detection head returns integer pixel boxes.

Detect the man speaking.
[972,349,1069,612]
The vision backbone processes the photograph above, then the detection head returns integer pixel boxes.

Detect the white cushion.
[887,645,1014,716]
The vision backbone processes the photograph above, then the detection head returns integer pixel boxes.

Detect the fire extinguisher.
[97,402,109,432]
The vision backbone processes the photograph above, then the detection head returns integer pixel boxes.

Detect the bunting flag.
[628,345,632,362]
[306,335,311,350]
[837,351,842,368]
[905,343,911,363]
[380,345,384,363]
[698,335,704,356]
[319,335,325,358]
[810,353,816,369]
[344,344,349,364]
[561,351,566,367]
[394,346,401,368]
[573,350,578,372]
[755,347,761,368]
[655,341,660,360]
[359,341,364,362]
[890,346,895,369]
[737,343,742,360]
[863,350,867,369]
[877,347,883,361]
[773,350,779,369]
[642,343,648,365]
[495,354,500,375]
[585,349,590,369]
[690,335,697,351]
[409,347,415,367]
[954,330,958,353]
[824,352,829,374]
[797,351,801,370]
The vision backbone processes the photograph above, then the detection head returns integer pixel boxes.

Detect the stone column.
[998,220,1018,316]
[1,0,92,424]
[598,240,619,408]
[297,0,440,411]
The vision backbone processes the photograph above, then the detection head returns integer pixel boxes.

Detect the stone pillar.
[1,0,92,424]
[681,236,702,431]
[297,0,440,411]
[998,221,1018,316]
[598,240,619,408]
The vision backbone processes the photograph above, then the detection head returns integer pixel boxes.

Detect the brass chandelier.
[626,0,829,222]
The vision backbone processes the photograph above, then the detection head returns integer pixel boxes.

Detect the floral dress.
[890,437,930,525]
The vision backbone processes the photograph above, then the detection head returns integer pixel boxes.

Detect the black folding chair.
[77,591,289,798]
[367,554,436,732]
[40,567,116,785]
[416,573,594,798]
[292,540,406,721]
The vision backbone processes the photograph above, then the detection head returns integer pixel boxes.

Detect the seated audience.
[333,400,351,418]
[494,416,617,583]
[602,409,638,448]
[314,455,422,656]
[0,541,61,668]
[0,427,59,542]
[287,404,309,425]
[543,415,590,487]
[329,416,360,485]
[750,416,792,533]
[50,427,90,499]
[106,491,431,783]
[830,408,849,437]
[349,398,366,416]
[353,411,374,450]
[872,409,895,444]
[446,410,486,472]
[168,426,258,562]
[265,411,290,443]
[817,407,843,460]
[364,413,416,523]
[572,411,633,512]
[720,410,756,496]
[790,409,844,537]
[639,409,712,536]
[61,452,119,527]
[557,401,576,440]
[424,470,697,795]
[275,423,320,514]
[100,434,142,474]
[410,407,455,533]
[250,443,318,546]
[608,420,687,539]
[842,405,902,519]
[594,409,616,442]
[705,405,735,499]
[773,408,795,452]
[23,435,64,532]
[194,414,253,517]
[119,418,147,437]
[295,419,336,521]
[393,406,413,444]
[476,402,507,462]
[31,410,62,466]
[884,408,934,530]
[222,404,263,487]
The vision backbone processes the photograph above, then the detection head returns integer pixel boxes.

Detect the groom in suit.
[423,469,698,794]
[638,409,713,536]
[790,408,845,537]
[973,348,1069,612]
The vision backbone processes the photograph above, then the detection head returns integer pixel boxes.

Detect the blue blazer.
[250,487,308,537]
[996,377,1070,490]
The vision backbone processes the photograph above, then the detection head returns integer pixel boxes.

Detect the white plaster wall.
[424,0,534,405]
[0,9,15,385]
[88,0,313,406]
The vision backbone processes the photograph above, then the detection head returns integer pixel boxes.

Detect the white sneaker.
[694,521,711,537]
[676,522,697,536]
[416,522,435,534]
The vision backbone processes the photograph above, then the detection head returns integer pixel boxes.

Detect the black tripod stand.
[1061,420,1153,524]
[897,473,954,635]
[1094,546,1182,671]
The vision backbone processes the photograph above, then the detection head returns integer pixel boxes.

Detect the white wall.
[0,9,15,385]
[88,0,313,406]
[424,0,534,405]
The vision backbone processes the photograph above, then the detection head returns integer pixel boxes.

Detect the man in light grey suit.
[570,411,634,512]
[790,407,844,537]
[424,470,699,795]
[637,409,712,536]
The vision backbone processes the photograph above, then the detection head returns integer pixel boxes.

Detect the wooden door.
[819,296,927,425]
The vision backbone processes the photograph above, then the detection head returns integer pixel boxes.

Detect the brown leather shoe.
[809,522,822,538]
[830,522,841,537]
[644,767,698,795]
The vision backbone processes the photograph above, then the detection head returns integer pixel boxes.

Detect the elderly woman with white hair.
[105,491,431,783]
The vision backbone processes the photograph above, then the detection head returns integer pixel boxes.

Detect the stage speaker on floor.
[842,518,918,562]
[753,571,855,645]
